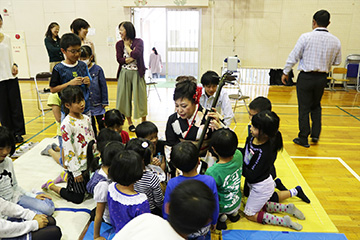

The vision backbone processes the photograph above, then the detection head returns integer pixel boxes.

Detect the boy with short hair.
[199,70,234,127]
[205,128,242,230]
[49,33,91,115]
[163,142,219,238]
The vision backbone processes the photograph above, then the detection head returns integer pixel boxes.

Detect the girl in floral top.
[42,86,95,204]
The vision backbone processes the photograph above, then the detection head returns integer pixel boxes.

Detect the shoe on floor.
[216,220,227,230]
[227,213,240,222]
[311,137,319,143]
[296,186,311,203]
[15,135,24,143]
[275,178,288,191]
[293,138,310,148]
[129,125,136,132]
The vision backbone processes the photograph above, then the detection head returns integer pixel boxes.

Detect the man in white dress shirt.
[282,10,341,148]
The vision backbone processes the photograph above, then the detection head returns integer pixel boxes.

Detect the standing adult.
[281,10,341,148]
[70,18,95,56]
[116,21,147,132]
[44,22,64,72]
[148,47,162,79]
[0,14,26,143]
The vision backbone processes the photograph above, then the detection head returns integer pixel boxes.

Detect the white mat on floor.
[13,138,95,240]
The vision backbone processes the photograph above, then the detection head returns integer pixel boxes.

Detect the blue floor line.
[55,207,91,214]
[25,110,51,125]
[336,105,360,121]
[16,122,55,149]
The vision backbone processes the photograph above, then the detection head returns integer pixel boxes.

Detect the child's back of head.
[170,142,199,173]
[135,121,158,139]
[0,126,15,156]
[200,70,220,86]
[60,33,81,51]
[252,110,283,152]
[87,128,123,173]
[108,150,143,186]
[211,128,238,158]
[125,138,152,166]
[249,96,272,113]
[102,141,125,167]
[104,109,125,131]
[168,179,216,235]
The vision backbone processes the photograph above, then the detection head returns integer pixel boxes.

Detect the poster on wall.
[4,31,30,79]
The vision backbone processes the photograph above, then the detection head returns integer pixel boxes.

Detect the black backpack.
[269,69,294,86]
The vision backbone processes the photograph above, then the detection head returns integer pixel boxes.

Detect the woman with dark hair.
[44,22,64,72]
[115,21,147,132]
[0,14,26,143]
[70,18,95,56]
[149,47,162,78]
[165,77,223,156]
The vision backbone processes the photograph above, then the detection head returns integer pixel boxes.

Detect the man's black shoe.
[15,135,24,143]
[293,138,309,148]
[311,137,319,143]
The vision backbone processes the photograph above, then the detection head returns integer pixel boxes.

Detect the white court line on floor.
[291,156,360,182]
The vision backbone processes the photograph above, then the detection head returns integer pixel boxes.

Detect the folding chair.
[345,54,360,92]
[327,67,349,91]
[222,56,249,123]
[146,75,161,101]
[34,72,52,116]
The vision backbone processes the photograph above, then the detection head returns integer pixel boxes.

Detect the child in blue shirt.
[163,142,219,239]
[49,33,91,115]
[80,45,108,136]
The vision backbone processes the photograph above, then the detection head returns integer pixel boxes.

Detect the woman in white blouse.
[0,14,25,143]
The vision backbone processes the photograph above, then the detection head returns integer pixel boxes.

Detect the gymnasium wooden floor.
[16,80,360,240]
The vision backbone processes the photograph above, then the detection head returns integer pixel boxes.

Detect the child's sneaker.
[227,213,240,222]
[51,143,59,151]
[41,145,52,156]
[216,221,227,230]
[54,171,68,184]
[41,180,54,190]
[296,186,310,203]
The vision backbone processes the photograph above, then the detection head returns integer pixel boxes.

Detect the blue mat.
[222,230,348,240]
[83,221,115,240]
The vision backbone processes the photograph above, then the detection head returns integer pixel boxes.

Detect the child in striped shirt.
[126,138,164,216]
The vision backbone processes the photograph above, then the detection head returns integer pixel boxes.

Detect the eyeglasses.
[67,49,81,54]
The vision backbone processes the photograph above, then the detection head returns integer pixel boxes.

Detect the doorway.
[132,8,201,80]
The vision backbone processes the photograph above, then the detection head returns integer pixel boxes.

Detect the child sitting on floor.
[135,121,166,171]
[126,138,164,216]
[246,96,310,204]
[241,110,305,230]
[205,128,243,230]
[107,150,150,233]
[0,197,62,240]
[87,140,124,240]
[163,142,219,239]
[86,128,123,194]
[104,109,130,144]
[42,86,95,204]
[0,126,55,216]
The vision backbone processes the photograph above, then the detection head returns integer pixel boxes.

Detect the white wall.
[1,0,359,79]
